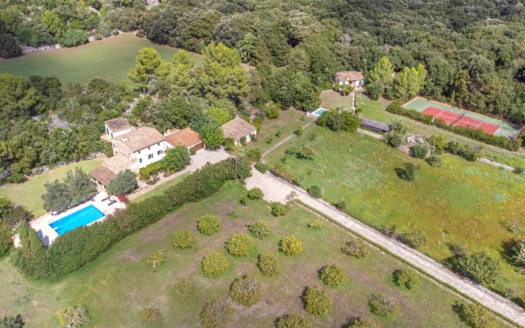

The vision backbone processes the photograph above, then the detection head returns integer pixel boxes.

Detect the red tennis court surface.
[421,106,500,135]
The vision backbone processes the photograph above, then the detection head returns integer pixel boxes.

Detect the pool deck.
[26,191,126,247]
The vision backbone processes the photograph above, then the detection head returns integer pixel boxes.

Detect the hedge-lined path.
[245,169,525,327]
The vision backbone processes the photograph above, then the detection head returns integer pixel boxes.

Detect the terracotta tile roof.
[105,117,132,132]
[90,165,117,186]
[104,155,136,173]
[115,127,165,153]
[165,127,203,148]
[221,117,256,141]
[335,71,364,82]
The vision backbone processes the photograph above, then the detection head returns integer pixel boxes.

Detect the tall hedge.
[13,158,251,281]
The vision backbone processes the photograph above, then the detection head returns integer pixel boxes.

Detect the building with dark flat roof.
[360,117,390,132]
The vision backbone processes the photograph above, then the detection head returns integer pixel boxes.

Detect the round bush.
[276,314,313,328]
[393,268,420,289]
[458,303,497,328]
[341,239,370,258]
[248,220,271,239]
[202,251,230,277]
[257,252,281,276]
[347,317,380,328]
[319,264,346,287]
[140,308,161,325]
[225,233,254,257]
[172,230,196,249]
[425,155,442,167]
[56,305,90,328]
[198,214,221,235]
[368,294,401,317]
[172,280,193,301]
[247,187,264,200]
[303,286,333,316]
[229,275,262,306]
[280,236,303,256]
[200,300,232,328]
[307,185,322,198]
[412,143,430,159]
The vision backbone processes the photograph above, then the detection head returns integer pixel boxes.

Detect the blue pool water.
[313,108,326,115]
[49,205,104,235]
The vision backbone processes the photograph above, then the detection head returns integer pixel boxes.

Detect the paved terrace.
[28,191,126,247]
[245,169,525,327]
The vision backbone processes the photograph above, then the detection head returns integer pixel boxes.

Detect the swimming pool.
[313,108,327,115]
[49,205,105,235]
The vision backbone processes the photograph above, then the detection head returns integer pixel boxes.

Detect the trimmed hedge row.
[13,158,252,281]
[386,103,522,151]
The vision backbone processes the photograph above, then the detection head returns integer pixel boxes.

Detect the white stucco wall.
[133,141,167,169]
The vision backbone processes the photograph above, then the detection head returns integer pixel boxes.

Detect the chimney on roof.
[122,137,128,142]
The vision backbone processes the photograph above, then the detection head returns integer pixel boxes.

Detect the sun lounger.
[108,200,117,205]
[101,196,110,201]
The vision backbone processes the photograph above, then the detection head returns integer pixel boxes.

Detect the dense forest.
[1,0,525,182]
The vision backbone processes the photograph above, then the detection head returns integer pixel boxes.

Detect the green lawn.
[248,108,308,153]
[0,159,102,217]
[357,95,525,168]
[0,33,202,85]
[320,90,353,109]
[0,182,470,327]
[265,126,525,298]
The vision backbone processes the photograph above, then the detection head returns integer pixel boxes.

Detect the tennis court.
[403,97,522,139]
[421,106,501,135]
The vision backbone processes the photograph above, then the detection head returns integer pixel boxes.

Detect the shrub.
[147,247,167,272]
[384,132,404,147]
[412,143,430,159]
[346,317,381,328]
[456,251,500,285]
[247,188,264,200]
[399,231,427,249]
[342,239,370,258]
[229,275,262,306]
[56,305,89,328]
[240,196,248,206]
[200,300,233,328]
[319,264,346,286]
[455,303,497,328]
[425,155,442,167]
[307,185,322,198]
[308,219,322,229]
[202,251,230,277]
[172,230,196,249]
[248,221,271,239]
[255,162,268,173]
[294,126,303,136]
[303,286,333,316]
[393,268,420,289]
[270,202,290,216]
[246,148,261,162]
[257,252,281,276]
[396,162,418,181]
[225,234,254,257]
[198,214,221,235]
[140,308,161,325]
[335,199,347,211]
[267,104,281,119]
[280,236,303,255]
[368,294,401,317]
[276,314,313,328]
[172,280,193,301]
[0,314,24,328]
[512,239,525,266]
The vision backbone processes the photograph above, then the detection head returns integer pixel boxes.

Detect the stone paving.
[28,191,126,247]
[245,169,525,327]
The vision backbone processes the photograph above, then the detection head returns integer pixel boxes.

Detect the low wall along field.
[404,97,522,139]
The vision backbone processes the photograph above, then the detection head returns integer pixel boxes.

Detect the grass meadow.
[0,33,201,85]
[0,158,102,217]
[247,108,307,153]
[264,126,525,298]
[0,182,470,327]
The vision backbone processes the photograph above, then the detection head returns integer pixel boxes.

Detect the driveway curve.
[245,169,525,327]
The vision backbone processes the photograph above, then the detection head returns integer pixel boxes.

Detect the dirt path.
[261,120,315,159]
[245,169,524,326]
